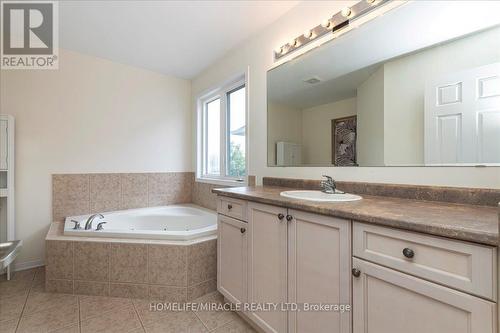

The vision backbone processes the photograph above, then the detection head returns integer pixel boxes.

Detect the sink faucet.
[320,175,337,194]
[84,213,104,230]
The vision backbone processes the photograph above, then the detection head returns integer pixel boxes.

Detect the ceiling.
[59,1,298,79]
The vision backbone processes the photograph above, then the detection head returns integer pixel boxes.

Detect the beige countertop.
[213,186,499,246]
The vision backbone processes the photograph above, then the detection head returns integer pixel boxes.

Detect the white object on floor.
[276,141,302,166]
[0,240,23,280]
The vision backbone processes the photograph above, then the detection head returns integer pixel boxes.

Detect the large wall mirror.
[267,1,500,167]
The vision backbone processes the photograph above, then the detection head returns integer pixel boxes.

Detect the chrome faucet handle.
[322,175,334,184]
[70,220,81,230]
[85,213,104,230]
[96,222,107,231]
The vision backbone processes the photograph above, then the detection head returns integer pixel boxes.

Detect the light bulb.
[321,19,332,29]
[303,30,313,39]
[341,7,352,17]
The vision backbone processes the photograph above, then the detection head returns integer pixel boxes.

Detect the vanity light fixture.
[341,7,352,18]
[321,20,333,29]
[274,0,389,60]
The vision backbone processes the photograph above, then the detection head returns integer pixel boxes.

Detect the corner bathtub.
[64,204,217,241]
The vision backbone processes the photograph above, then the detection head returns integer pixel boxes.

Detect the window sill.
[195,177,247,187]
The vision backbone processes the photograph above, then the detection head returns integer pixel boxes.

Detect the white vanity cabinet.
[352,222,497,333]
[217,196,497,333]
[246,202,288,333]
[217,198,352,333]
[217,214,248,305]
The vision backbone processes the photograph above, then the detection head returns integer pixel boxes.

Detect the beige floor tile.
[31,267,46,292]
[0,318,19,333]
[80,304,142,333]
[143,311,207,333]
[133,299,173,327]
[17,298,79,333]
[127,328,145,333]
[23,291,77,316]
[0,291,28,321]
[192,292,237,331]
[79,295,132,321]
[0,279,32,298]
[0,268,36,283]
[211,316,257,333]
[50,324,80,333]
[31,279,46,293]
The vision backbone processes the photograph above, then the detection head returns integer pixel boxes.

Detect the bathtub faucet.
[85,213,104,230]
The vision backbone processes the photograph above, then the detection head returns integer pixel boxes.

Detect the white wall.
[0,49,192,265]
[191,0,500,188]
[267,102,302,165]
[301,98,356,165]
[357,67,384,166]
[383,25,500,165]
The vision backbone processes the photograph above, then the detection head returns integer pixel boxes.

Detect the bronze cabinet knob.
[352,268,361,278]
[403,248,415,259]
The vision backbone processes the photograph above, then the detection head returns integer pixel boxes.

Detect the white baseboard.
[13,259,44,271]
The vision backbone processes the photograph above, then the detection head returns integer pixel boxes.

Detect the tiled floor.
[0,267,257,333]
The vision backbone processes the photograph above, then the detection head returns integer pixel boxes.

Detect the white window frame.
[196,73,248,186]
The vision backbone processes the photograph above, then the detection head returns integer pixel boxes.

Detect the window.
[198,77,247,183]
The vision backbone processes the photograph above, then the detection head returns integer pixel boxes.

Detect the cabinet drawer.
[353,222,497,300]
[217,197,247,221]
[352,257,496,333]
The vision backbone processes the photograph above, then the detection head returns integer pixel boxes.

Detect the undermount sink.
[280,190,362,202]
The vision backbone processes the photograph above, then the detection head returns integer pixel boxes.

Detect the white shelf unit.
[0,115,15,241]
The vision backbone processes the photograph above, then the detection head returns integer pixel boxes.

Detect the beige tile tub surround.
[52,172,195,222]
[53,172,256,220]
[45,235,217,300]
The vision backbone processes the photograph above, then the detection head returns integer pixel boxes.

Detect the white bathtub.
[63,204,217,241]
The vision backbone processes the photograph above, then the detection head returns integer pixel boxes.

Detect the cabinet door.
[352,257,496,333]
[288,210,351,333]
[0,120,7,170]
[218,215,248,304]
[247,202,288,333]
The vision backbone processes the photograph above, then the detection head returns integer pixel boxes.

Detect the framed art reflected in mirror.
[332,116,357,166]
